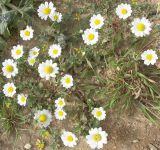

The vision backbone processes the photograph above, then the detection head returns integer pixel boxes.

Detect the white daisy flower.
[55,97,65,108]
[3,82,16,97]
[20,26,34,41]
[48,44,62,59]
[37,2,56,20]
[61,131,78,147]
[2,59,18,78]
[141,49,158,65]
[90,14,104,30]
[116,3,132,20]
[91,107,106,121]
[27,57,36,66]
[82,28,98,45]
[49,12,62,23]
[34,109,52,128]
[54,108,67,120]
[17,94,27,106]
[131,18,152,37]
[61,74,73,89]
[86,127,108,149]
[38,60,59,80]
[11,45,24,60]
[29,47,40,58]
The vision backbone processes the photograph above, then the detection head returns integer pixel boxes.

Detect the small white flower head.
[141,49,158,66]
[34,109,52,128]
[49,12,62,23]
[54,108,67,120]
[61,131,78,147]
[2,59,18,78]
[27,57,36,66]
[116,3,132,20]
[61,74,73,89]
[38,60,59,80]
[17,94,27,106]
[37,2,56,20]
[29,47,40,58]
[131,18,152,37]
[86,127,108,149]
[3,82,16,97]
[90,14,104,30]
[11,45,24,60]
[20,26,34,41]
[91,107,106,121]
[82,28,98,45]
[48,44,62,59]
[55,97,65,108]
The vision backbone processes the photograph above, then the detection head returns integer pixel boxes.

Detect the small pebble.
[148,144,157,150]
[24,143,32,149]
[132,139,139,143]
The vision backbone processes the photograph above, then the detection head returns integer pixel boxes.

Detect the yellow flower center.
[33,51,37,56]
[93,133,102,142]
[94,19,100,25]
[96,111,102,117]
[36,142,45,149]
[54,15,59,21]
[44,66,53,74]
[16,49,21,55]
[121,8,128,15]
[43,7,51,15]
[58,111,64,116]
[132,0,138,5]
[6,65,14,73]
[30,58,35,64]
[24,30,30,36]
[136,23,145,31]
[21,96,26,102]
[146,54,153,61]
[6,102,11,108]
[42,131,50,139]
[39,114,47,122]
[58,100,64,106]
[88,33,95,41]
[67,135,73,142]
[52,49,58,55]
[65,78,71,84]
[7,87,14,93]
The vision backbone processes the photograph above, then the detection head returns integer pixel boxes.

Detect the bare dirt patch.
[0,110,160,150]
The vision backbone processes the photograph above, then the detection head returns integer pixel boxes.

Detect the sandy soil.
[0,110,160,150]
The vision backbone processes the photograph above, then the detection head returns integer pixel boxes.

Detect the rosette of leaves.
[0,0,34,49]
